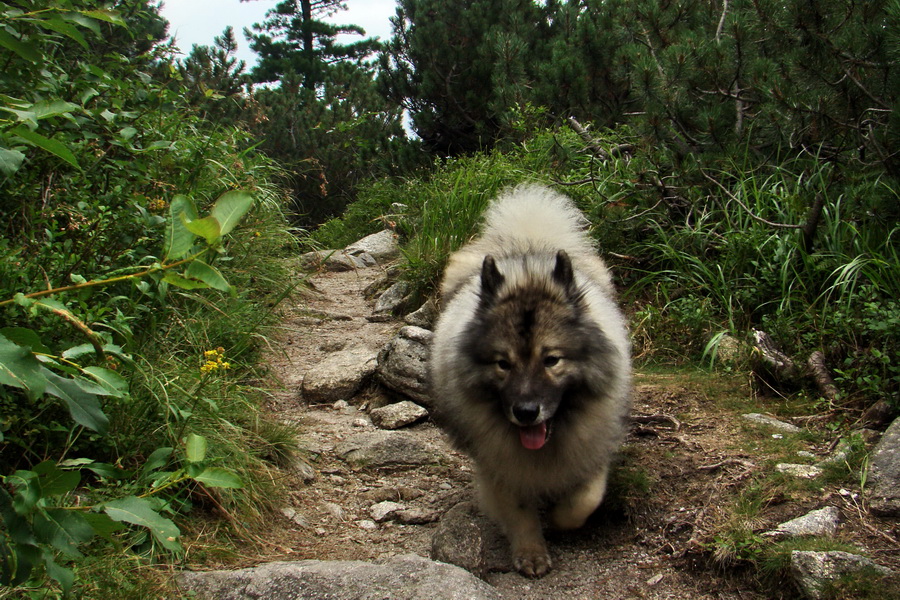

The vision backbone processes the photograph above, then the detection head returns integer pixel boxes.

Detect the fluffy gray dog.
[429,184,631,577]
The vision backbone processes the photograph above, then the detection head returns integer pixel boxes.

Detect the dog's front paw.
[513,544,552,578]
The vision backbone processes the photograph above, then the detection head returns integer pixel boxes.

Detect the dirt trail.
[256,265,897,600]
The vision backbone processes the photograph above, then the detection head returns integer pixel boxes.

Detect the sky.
[159,0,399,66]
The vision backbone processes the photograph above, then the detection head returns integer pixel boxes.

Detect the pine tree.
[243,0,380,89]
[177,27,251,122]
[378,0,544,154]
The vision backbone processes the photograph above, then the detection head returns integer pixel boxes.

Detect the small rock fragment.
[776,463,822,479]
[743,413,802,433]
[370,501,405,522]
[370,400,428,430]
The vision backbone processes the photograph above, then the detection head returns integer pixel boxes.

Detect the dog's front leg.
[551,463,610,530]
[477,475,551,577]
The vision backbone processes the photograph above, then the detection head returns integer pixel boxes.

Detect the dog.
[429,184,631,577]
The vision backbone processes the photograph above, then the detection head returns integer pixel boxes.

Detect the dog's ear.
[552,250,575,289]
[480,255,505,301]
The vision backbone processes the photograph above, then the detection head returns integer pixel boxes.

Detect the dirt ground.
[249,264,899,600]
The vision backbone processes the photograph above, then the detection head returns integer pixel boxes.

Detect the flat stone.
[370,500,405,522]
[336,430,443,468]
[776,463,823,479]
[765,506,840,539]
[743,413,802,433]
[370,400,429,430]
[301,346,378,404]
[376,326,432,406]
[790,550,893,600]
[177,553,501,600]
[868,417,900,517]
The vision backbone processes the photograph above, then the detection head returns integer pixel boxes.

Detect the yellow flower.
[200,347,230,374]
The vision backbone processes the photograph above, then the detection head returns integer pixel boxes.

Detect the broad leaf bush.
[0,2,297,595]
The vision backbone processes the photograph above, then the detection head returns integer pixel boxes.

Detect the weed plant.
[0,8,300,597]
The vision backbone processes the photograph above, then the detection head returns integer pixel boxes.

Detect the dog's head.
[463,251,608,449]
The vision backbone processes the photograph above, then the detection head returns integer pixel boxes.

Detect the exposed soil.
[247,264,899,599]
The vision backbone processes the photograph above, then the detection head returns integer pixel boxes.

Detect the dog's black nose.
[513,404,540,425]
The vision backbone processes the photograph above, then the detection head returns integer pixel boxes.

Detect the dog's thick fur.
[429,185,631,577]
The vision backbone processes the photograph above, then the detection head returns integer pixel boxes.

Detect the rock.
[370,400,429,430]
[370,500,405,522]
[281,507,310,529]
[376,326,432,406]
[776,463,823,479]
[345,230,400,264]
[764,506,840,539]
[861,399,894,428]
[301,346,378,404]
[868,416,900,517]
[431,501,511,578]
[374,281,412,316]
[288,457,317,483]
[396,508,441,525]
[790,550,893,600]
[177,553,501,600]
[743,413,802,433]
[357,519,378,531]
[300,250,372,272]
[336,430,443,468]
[404,299,438,328]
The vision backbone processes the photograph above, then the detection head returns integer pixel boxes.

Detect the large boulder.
[301,346,378,404]
[177,553,500,600]
[376,326,432,406]
[790,550,893,599]
[345,230,400,264]
[868,416,900,517]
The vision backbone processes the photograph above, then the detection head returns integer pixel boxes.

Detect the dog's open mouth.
[519,421,551,450]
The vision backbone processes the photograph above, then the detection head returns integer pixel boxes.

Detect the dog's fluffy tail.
[480,184,593,256]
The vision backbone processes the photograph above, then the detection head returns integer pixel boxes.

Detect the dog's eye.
[496,359,512,371]
[543,355,561,368]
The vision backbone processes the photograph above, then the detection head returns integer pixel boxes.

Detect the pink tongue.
[519,423,548,450]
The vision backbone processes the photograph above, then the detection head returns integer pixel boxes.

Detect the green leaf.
[42,550,75,595]
[33,461,80,497]
[79,9,126,27]
[43,370,109,434]
[36,16,89,50]
[0,328,49,354]
[162,272,210,290]
[141,447,174,476]
[30,99,80,120]
[81,367,128,398]
[33,509,93,559]
[164,195,199,261]
[211,190,254,237]
[0,333,47,398]
[103,496,182,552]
[184,260,233,294]
[9,126,80,170]
[0,29,41,63]
[7,471,40,516]
[0,147,26,176]
[184,433,207,464]
[81,512,126,543]
[183,215,221,245]
[192,467,244,489]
